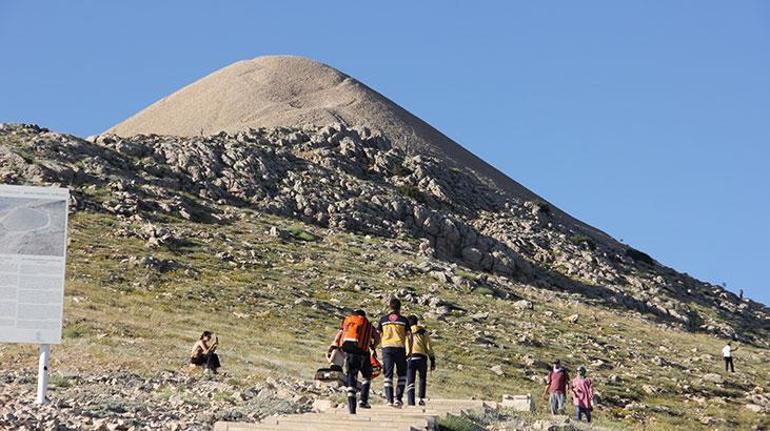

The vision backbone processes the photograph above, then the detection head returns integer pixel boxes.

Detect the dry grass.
[1,209,768,430]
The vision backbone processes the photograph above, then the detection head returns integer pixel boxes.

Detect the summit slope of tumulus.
[108,55,597,234]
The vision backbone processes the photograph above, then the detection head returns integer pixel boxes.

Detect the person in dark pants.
[406,315,436,406]
[722,341,738,372]
[330,309,380,414]
[378,298,411,407]
[571,366,594,423]
[190,331,221,374]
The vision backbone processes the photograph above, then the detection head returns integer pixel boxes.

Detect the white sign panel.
[0,184,69,345]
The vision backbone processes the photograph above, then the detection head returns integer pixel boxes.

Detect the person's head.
[578,366,587,377]
[389,297,402,313]
[354,309,367,318]
[408,315,419,327]
[727,341,732,346]
[200,331,213,341]
[553,359,561,368]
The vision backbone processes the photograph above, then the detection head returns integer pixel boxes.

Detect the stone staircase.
[213,398,510,431]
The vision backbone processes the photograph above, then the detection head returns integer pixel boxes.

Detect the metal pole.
[36,344,49,405]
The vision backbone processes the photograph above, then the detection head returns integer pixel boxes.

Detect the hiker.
[571,366,594,423]
[543,359,570,415]
[405,315,436,406]
[378,297,411,407]
[190,331,221,374]
[723,341,738,373]
[329,309,380,414]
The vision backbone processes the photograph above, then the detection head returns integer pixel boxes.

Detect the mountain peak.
[107,55,566,219]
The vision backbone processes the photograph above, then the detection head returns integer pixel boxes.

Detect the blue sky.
[1,1,769,304]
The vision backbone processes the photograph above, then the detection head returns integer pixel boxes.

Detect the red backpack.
[340,314,374,353]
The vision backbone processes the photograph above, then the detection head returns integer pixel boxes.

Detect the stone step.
[215,421,426,431]
[264,414,433,425]
[327,408,462,417]
[214,398,497,431]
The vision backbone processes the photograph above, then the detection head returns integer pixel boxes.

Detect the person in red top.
[571,366,594,422]
[543,359,570,415]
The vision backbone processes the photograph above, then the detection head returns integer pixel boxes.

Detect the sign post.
[37,344,50,404]
[0,184,69,405]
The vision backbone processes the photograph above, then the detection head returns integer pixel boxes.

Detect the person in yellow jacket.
[405,315,436,406]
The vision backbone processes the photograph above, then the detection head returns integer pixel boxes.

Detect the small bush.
[397,185,427,203]
[625,247,655,266]
[473,286,497,297]
[571,234,596,250]
[49,374,73,388]
[438,414,484,431]
[287,226,317,242]
[62,323,88,339]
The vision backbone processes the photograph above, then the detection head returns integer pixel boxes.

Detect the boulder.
[501,394,535,412]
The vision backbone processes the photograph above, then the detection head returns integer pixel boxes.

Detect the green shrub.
[397,185,427,203]
[49,374,73,388]
[571,234,596,250]
[287,225,317,242]
[438,414,484,431]
[473,286,496,297]
[62,323,88,339]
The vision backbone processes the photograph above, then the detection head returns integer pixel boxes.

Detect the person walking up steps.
[378,297,411,407]
[723,341,738,372]
[544,359,570,415]
[406,315,436,406]
[571,366,594,423]
[330,309,380,414]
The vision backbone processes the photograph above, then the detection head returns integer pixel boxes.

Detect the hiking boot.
[358,402,371,409]
[418,399,426,406]
[394,400,403,408]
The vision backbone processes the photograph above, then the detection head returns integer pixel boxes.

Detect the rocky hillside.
[2,123,767,342]
[1,122,769,430]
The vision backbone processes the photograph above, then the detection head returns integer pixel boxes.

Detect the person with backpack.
[571,366,594,422]
[378,297,411,407]
[543,359,570,415]
[405,315,436,406]
[329,309,380,414]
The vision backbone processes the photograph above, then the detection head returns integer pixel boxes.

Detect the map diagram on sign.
[0,197,67,257]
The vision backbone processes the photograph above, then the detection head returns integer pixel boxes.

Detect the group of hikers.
[186,298,744,424]
[327,298,436,414]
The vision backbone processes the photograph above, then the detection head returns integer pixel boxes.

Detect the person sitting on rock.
[571,366,594,423]
[190,331,221,374]
[544,359,570,415]
[405,315,436,407]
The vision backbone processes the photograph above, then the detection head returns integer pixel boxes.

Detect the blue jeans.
[549,392,565,414]
[576,406,592,422]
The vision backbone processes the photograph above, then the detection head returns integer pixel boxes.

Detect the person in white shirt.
[722,341,738,372]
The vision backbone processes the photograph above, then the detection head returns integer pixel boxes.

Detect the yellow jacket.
[406,325,435,360]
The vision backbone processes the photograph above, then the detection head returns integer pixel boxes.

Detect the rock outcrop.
[1,122,768,344]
